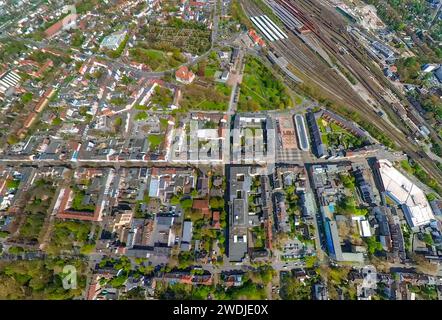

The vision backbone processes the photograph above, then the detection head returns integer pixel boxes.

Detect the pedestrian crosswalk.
[277,148,304,162]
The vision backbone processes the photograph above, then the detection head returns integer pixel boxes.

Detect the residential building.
[175,66,195,84]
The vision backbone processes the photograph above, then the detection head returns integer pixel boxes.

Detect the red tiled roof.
[192,199,210,215]
[86,276,99,300]
[212,211,221,229]
[23,112,38,128]
[44,14,77,38]
[189,1,205,5]
[248,29,266,47]
[192,199,209,209]
[56,188,101,222]
[175,66,195,82]
[31,59,53,78]
[34,88,55,113]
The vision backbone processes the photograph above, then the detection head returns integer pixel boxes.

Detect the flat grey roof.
[182,221,193,243]
[233,199,247,226]
[228,239,248,262]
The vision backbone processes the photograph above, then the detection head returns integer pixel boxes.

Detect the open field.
[129,48,186,71]
[180,83,231,111]
[238,56,292,111]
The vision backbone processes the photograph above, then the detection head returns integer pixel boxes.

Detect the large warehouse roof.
[377,159,434,227]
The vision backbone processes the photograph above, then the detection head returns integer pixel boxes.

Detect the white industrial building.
[376,159,435,228]
[353,216,372,237]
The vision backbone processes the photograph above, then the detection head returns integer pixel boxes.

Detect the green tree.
[209,197,224,209]
[365,236,383,255]
[280,276,311,300]
[170,195,181,205]
[180,198,193,209]
[21,92,33,104]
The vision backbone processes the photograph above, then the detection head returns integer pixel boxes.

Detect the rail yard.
[242,0,442,183]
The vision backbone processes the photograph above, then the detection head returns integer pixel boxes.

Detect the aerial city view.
[0,0,442,303]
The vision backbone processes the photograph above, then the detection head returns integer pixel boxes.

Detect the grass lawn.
[145,49,163,60]
[318,119,327,133]
[294,95,304,105]
[320,118,365,149]
[215,83,231,96]
[198,52,222,79]
[238,56,291,111]
[151,86,174,108]
[135,111,148,121]
[135,105,149,111]
[330,122,344,132]
[129,48,185,71]
[160,118,169,131]
[336,195,368,217]
[180,83,230,111]
[6,179,20,189]
[148,134,164,151]
[205,65,217,78]
[251,226,266,249]
[47,220,92,254]
[224,280,267,299]
[18,213,45,242]
[71,189,95,212]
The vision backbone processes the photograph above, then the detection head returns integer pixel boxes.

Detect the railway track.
[319,20,442,150]
[246,2,377,111]
[242,0,442,183]
[272,0,442,182]
[294,1,442,182]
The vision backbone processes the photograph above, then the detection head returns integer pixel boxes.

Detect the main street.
[0,137,407,165]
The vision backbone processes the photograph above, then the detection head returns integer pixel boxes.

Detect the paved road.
[0,146,404,167]
[196,257,306,274]
[226,48,245,114]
